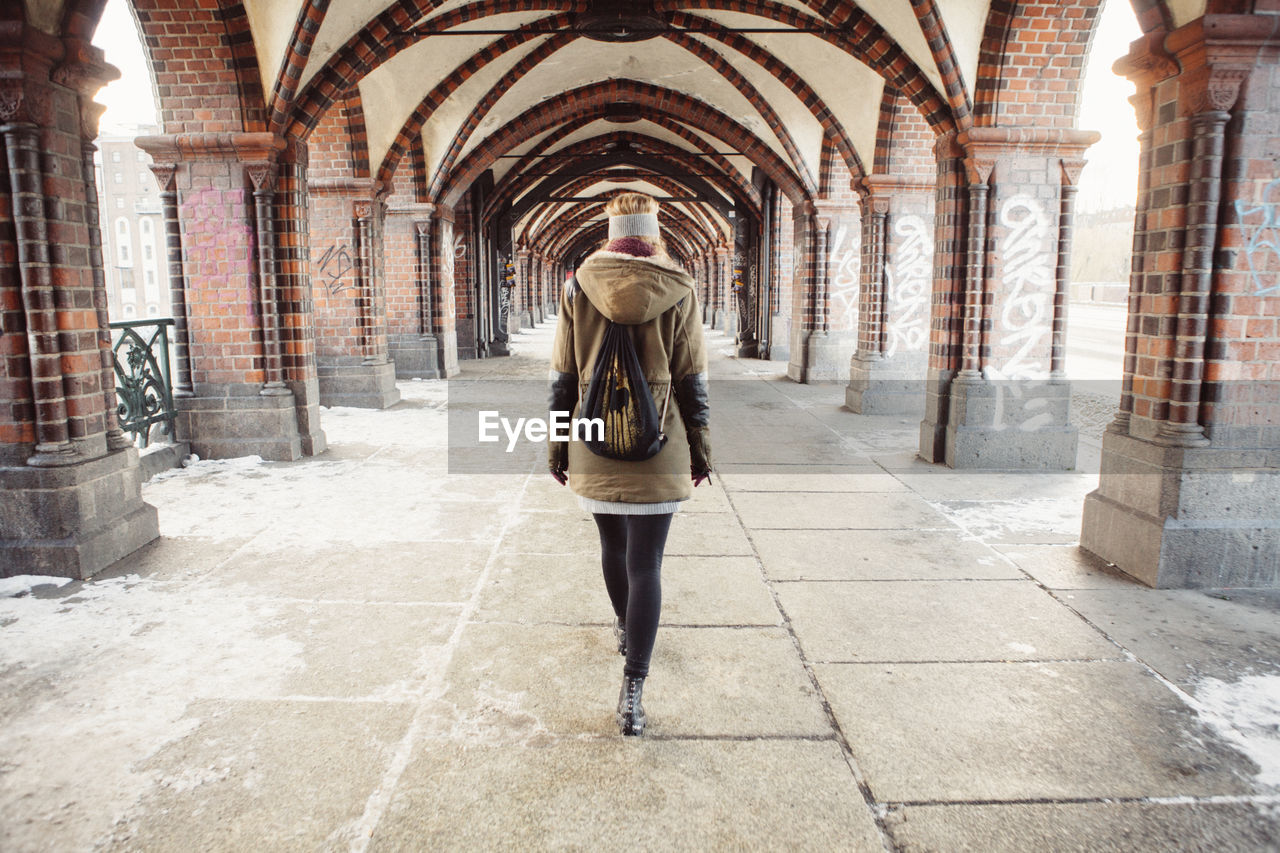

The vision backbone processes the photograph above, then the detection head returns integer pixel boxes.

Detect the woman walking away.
[547,192,712,736]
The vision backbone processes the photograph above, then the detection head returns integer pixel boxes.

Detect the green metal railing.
[109,318,176,448]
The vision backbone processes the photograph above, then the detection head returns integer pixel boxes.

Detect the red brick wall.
[974,0,1104,129]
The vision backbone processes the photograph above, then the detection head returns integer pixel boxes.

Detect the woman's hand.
[692,469,712,487]
[550,468,568,486]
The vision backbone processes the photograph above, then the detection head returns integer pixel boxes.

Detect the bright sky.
[89,0,1143,209]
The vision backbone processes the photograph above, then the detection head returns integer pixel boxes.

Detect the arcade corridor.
[1,323,1277,850]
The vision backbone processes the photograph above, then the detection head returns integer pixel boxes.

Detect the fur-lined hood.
[574,250,696,325]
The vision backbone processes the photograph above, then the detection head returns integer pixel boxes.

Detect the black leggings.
[592,512,674,679]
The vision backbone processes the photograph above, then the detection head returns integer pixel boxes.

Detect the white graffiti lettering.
[828,220,860,331]
[885,214,932,357]
[984,195,1054,431]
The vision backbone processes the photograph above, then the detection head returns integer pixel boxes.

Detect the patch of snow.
[1188,674,1280,789]
[931,498,1082,542]
[0,575,72,598]
[0,573,304,849]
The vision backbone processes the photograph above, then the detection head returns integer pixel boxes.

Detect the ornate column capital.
[244,161,277,193]
[149,163,177,192]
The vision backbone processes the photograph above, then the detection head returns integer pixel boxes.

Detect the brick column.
[848,176,936,415]
[385,201,445,378]
[135,132,314,461]
[917,127,1098,468]
[1082,17,1280,588]
[432,206,461,376]
[0,25,159,578]
[787,200,861,382]
[515,248,533,329]
[306,178,399,408]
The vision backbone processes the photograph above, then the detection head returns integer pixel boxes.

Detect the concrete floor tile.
[994,543,1138,590]
[207,540,494,603]
[665,513,754,555]
[883,800,1280,853]
[661,556,781,626]
[439,624,829,737]
[477,554,779,628]
[752,529,1022,581]
[894,471,1099,502]
[499,511,599,555]
[716,439,867,466]
[99,700,412,853]
[719,471,907,492]
[370,740,884,852]
[732,491,954,530]
[816,661,1260,801]
[777,580,1120,663]
[263,601,458,699]
[931,498,1083,545]
[1059,588,1280,688]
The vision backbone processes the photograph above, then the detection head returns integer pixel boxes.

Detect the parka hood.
[574,250,696,325]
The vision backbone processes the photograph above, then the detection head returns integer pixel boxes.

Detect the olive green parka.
[548,249,712,504]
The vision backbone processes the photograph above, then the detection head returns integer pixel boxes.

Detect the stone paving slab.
[994,543,1138,589]
[718,471,907,492]
[815,661,1260,802]
[439,623,830,737]
[664,512,755,556]
[261,601,458,699]
[883,801,1280,853]
[892,470,1100,502]
[477,553,779,628]
[1060,588,1280,687]
[209,540,494,604]
[732,491,955,530]
[370,740,884,852]
[777,580,1122,663]
[752,528,1023,581]
[100,699,412,853]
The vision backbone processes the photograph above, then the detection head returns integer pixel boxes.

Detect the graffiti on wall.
[983,195,1054,431]
[314,243,354,296]
[884,214,932,357]
[828,220,859,331]
[1234,178,1280,296]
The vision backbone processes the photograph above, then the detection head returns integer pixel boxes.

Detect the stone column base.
[389,334,444,379]
[317,358,401,409]
[787,331,857,383]
[0,447,160,580]
[846,352,927,416]
[944,375,1077,469]
[520,311,533,329]
[1081,431,1280,588]
[179,386,305,461]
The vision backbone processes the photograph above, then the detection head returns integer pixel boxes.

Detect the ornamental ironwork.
[109,319,177,448]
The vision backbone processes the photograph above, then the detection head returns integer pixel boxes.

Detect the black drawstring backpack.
[581,321,671,461]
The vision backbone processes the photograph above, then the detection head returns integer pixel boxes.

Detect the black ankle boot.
[617,674,646,736]
[613,616,627,657]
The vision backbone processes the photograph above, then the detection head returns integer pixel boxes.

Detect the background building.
[94,124,168,321]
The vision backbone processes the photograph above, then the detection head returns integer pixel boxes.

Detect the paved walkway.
[2,321,1278,852]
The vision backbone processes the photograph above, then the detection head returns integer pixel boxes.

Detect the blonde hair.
[602,192,667,256]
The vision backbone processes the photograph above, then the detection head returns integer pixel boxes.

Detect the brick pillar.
[787,201,861,382]
[0,24,159,578]
[1082,18,1280,588]
[385,201,444,379]
[515,248,533,329]
[306,178,399,408]
[274,140,326,455]
[709,246,727,332]
[432,206,461,376]
[848,176,936,415]
[916,127,1098,468]
[136,133,312,461]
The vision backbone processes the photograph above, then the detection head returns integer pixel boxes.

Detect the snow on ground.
[0,575,72,599]
[1189,674,1280,790]
[930,498,1085,543]
[0,573,305,849]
